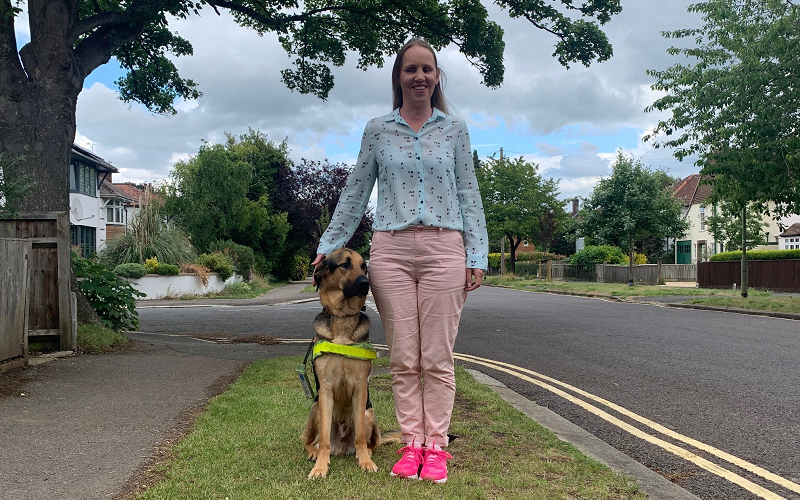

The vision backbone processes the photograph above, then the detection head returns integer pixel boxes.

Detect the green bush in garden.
[208,240,255,279]
[196,252,235,281]
[72,253,144,331]
[709,249,800,261]
[154,263,180,275]
[113,263,148,279]
[569,245,627,266]
[291,254,310,281]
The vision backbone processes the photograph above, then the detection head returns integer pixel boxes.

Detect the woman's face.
[399,45,439,110]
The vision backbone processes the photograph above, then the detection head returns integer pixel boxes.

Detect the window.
[70,225,96,258]
[70,161,97,197]
[107,200,125,224]
[699,206,705,231]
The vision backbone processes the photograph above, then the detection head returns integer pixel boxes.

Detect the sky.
[13,0,708,204]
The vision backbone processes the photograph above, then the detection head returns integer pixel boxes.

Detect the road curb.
[466,369,702,500]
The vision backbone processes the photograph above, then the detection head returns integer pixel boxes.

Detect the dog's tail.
[379,430,402,446]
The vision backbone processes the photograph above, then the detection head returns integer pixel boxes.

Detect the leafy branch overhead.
[2,0,621,113]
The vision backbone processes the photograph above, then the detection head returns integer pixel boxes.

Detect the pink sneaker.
[419,445,452,483]
[390,442,424,479]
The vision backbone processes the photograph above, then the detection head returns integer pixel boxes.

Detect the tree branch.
[0,1,28,85]
[68,11,136,45]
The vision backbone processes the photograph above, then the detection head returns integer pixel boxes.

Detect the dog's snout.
[344,274,370,298]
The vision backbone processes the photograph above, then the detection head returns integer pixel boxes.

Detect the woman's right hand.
[311,253,326,286]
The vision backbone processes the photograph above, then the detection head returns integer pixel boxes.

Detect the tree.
[1,0,621,215]
[579,152,688,285]
[476,156,565,273]
[645,0,800,218]
[274,159,374,264]
[164,133,291,275]
[706,202,768,253]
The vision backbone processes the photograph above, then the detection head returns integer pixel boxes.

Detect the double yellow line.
[450,352,798,500]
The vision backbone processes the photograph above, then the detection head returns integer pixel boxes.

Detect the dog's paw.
[307,465,329,479]
[306,451,318,461]
[358,457,378,473]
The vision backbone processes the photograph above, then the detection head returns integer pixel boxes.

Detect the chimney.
[572,198,579,216]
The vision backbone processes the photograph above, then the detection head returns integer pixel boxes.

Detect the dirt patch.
[0,363,43,399]
[113,361,249,500]
[190,332,280,345]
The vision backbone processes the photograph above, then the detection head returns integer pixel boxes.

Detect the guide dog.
[301,248,399,479]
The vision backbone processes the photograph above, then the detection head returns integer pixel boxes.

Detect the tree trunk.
[508,235,522,274]
[70,272,103,327]
[741,205,748,298]
[628,237,634,286]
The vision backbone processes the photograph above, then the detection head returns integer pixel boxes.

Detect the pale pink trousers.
[368,226,467,448]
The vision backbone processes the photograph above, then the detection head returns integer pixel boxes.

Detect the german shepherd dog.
[302,248,399,479]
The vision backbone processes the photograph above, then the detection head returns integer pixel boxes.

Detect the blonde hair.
[391,39,448,114]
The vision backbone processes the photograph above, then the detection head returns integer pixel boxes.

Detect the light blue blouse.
[317,108,489,270]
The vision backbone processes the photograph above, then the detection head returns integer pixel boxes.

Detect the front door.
[677,240,692,264]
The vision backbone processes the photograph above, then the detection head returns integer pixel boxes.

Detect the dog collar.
[312,340,377,361]
[322,306,367,318]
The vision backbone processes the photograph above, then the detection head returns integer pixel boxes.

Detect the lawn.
[132,356,646,500]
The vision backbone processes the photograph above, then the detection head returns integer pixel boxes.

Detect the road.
[137,286,800,500]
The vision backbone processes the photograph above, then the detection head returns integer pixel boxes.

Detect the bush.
[629,252,648,265]
[72,253,145,331]
[487,251,566,268]
[154,263,180,275]
[181,263,211,286]
[98,199,195,268]
[569,245,627,266]
[208,240,255,279]
[709,249,800,261]
[113,263,148,279]
[196,252,235,281]
[144,257,159,273]
[292,254,310,281]
[223,281,252,295]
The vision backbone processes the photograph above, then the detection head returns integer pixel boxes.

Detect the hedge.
[113,263,148,279]
[488,251,565,268]
[196,252,235,281]
[709,249,800,261]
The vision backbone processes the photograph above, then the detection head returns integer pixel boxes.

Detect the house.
[671,174,784,263]
[69,145,135,258]
[778,223,800,250]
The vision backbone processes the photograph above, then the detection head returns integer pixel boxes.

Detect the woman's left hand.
[465,268,484,292]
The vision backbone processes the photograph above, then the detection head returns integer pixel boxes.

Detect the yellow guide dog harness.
[297,320,377,405]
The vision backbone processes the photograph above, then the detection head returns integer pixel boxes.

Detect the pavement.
[9,279,791,500]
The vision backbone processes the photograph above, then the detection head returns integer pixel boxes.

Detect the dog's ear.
[313,257,328,290]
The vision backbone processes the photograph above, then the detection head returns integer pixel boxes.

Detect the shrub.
[292,254,310,281]
[488,251,566,268]
[569,245,627,266]
[208,240,255,279]
[709,249,800,261]
[181,263,211,286]
[154,263,180,275]
[144,257,159,273]
[72,253,145,331]
[629,252,648,265]
[196,252,235,281]
[113,263,148,279]
[98,196,195,268]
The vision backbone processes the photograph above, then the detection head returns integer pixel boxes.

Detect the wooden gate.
[0,213,73,350]
[0,238,31,369]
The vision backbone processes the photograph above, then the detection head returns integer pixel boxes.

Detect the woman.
[312,38,488,483]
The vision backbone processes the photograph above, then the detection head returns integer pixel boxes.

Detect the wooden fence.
[0,238,31,369]
[0,213,73,350]
[489,261,697,285]
[698,260,800,292]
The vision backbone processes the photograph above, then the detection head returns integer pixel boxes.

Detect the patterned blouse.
[317,108,489,270]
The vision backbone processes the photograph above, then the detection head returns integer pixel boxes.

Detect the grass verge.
[77,324,130,353]
[481,276,800,314]
[135,356,646,500]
